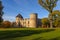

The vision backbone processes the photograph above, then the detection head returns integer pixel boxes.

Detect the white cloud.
[3,16,15,22]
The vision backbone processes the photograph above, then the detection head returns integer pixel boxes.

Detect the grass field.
[0,28,60,40]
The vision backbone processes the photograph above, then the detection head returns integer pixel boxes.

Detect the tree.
[41,18,49,28]
[38,0,58,28]
[51,10,60,27]
[2,21,11,28]
[0,1,4,24]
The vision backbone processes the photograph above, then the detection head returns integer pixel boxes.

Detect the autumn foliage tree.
[41,18,49,28]
[38,0,58,28]
[1,21,11,28]
[51,10,60,27]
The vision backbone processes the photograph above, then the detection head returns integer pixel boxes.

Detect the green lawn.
[0,28,60,40]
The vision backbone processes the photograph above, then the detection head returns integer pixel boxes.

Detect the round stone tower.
[30,13,38,28]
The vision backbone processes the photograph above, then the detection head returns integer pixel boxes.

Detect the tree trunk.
[50,18,53,28]
[49,11,53,28]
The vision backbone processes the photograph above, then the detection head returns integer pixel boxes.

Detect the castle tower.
[16,14,23,27]
[30,13,38,28]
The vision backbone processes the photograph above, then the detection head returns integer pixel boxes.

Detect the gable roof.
[16,14,23,19]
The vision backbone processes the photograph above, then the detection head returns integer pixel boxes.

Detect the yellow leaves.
[51,10,60,27]
[2,21,11,28]
[51,10,60,16]
[38,0,58,12]
[46,0,50,5]
[46,0,48,3]
[53,4,56,7]
[38,0,42,5]
[41,18,49,24]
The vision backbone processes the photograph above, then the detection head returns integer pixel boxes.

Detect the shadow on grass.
[0,29,55,40]
[49,36,60,40]
[33,31,60,40]
[33,37,47,40]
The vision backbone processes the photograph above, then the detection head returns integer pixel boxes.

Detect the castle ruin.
[16,13,42,28]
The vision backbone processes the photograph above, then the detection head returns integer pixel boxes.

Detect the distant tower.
[16,14,23,27]
[30,13,38,28]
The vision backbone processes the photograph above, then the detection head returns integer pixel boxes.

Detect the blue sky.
[1,0,60,22]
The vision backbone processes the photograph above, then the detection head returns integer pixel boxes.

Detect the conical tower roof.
[16,14,23,19]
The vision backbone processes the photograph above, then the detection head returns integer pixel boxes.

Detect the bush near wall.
[0,21,11,28]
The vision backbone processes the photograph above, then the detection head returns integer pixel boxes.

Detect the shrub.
[1,21,11,28]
